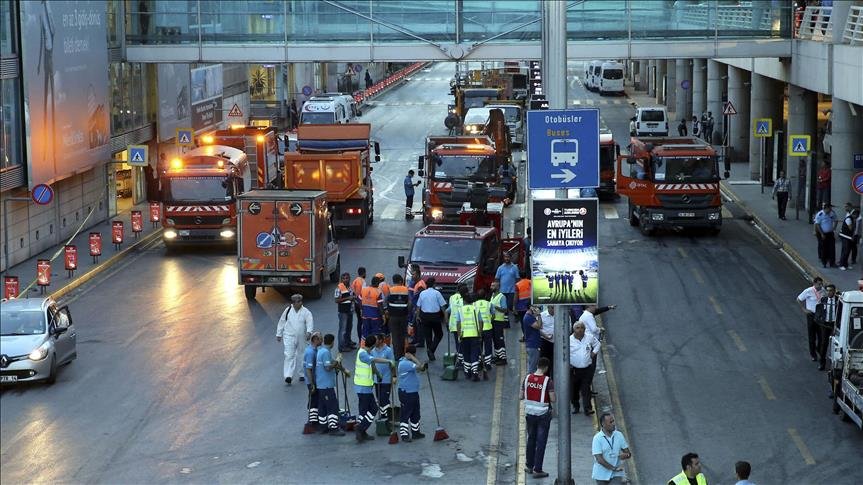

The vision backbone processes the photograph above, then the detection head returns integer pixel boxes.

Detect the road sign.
[177,128,194,147]
[302,85,313,96]
[290,202,303,216]
[854,153,863,170]
[227,104,243,118]
[526,109,599,189]
[31,183,54,205]
[353,64,363,73]
[530,198,598,305]
[853,172,863,195]
[753,118,772,138]
[788,134,811,157]
[128,145,149,167]
[680,79,691,90]
[723,101,737,116]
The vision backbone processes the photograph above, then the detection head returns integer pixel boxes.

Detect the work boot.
[413,431,426,439]
[482,370,489,381]
[364,431,375,440]
[472,373,481,382]
[401,434,412,443]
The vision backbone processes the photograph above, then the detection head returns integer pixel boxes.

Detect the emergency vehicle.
[828,290,863,429]
[160,145,251,247]
[598,123,619,197]
[615,136,722,236]
[300,94,360,125]
[237,190,339,300]
[199,126,282,189]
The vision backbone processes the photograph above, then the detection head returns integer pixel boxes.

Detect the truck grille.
[657,194,714,209]
[171,216,226,226]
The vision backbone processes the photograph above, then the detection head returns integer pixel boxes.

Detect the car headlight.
[164,229,178,239]
[708,212,720,220]
[651,213,664,221]
[431,208,444,221]
[29,341,50,361]
[220,229,235,238]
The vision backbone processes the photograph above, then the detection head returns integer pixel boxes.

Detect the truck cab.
[828,290,863,428]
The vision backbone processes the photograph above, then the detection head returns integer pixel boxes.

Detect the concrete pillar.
[707,60,727,144]
[638,60,648,91]
[675,59,692,122]
[787,84,818,212]
[748,74,782,181]
[692,59,707,119]
[666,60,677,113]
[830,100,863,209]
[656,60,667,105]
[727,66,751,165]
[647,60,656,97]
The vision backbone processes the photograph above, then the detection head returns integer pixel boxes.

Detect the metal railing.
[843,5,863,45]
[797,6,833,41]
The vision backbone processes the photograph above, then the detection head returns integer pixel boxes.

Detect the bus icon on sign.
[551,139,579,167]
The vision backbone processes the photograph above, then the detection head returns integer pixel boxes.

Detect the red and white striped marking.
[165,205,230,212]
[654,183,717,191]
[456,267,478,283]
[432,182,453,190]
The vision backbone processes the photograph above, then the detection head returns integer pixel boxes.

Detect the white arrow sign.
[551,168,576,184]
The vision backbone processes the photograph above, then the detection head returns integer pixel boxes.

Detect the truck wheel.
[309,273,323,299]
[330,258,340,283]
[628,202,639,227]
[244,285,257,300]
[832,396,841,415]
[356,217,368,238]
[639,216,654,237]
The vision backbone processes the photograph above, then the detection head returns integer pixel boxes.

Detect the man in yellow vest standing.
[354,335,395,443]
[668,453,708,485]
[490,280,509,365]
[474,288,493,378]
[446,284,467,369]
[457,293,483,382]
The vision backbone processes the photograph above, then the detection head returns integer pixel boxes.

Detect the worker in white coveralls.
[276,294,315,385]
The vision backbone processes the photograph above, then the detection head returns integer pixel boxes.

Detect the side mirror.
[625,157,636,165]
[397,256,406,268]
[374,141,381,155]
[417,155,424,170]
[369,166,373,172]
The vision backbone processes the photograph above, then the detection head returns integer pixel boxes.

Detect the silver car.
[0,297,77,385]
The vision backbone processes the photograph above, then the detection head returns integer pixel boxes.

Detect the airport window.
[110,63,148,135]
[0,1,15,55]
[0,78,22,170]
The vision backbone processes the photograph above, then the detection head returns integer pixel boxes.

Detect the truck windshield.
[164,176,231,202]
[652,156,717,183]
[300,112,336,124]
[431,155,495,180]
[411,238,482,266]
[465,95,494,109]
[0,308,45,336]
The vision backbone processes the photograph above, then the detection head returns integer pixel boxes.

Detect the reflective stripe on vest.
[337,282,352,312]
[354,349,374,387]
[669,472,707,485]
[491,293,507,321]
[361,287,382,318]
[475,299,492,331]
[448,293,464,330]
[523,374,550,415]
[387,285,410,312]
[460,304,479,337]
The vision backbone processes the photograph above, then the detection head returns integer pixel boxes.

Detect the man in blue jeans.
[521,357,555,479]
[522,306,542,374]
[495,252,520,327]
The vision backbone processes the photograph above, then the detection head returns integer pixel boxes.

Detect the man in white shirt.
[276,294,315,385]
[539,306,556,377]
[796,277,824,363]
[578,304,616,395]
[569,322,599,415]
[592,413,632,484]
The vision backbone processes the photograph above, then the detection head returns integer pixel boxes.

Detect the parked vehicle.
[598,122,620,197]
[0,297,76,385]
[585,60,604,91]
[463,107,492,135]
[486,101,525,147]
[300,94,361,125]
[828,290,863,429]
[598,61,625,95]
[632,106,670,137]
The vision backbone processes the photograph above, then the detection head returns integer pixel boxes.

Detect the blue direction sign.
[31,183,54,205]
[177,128,194,147]
[853,172,863,195]
[527,109,599,189]
[128,145,149,167]
[788,134,811,157]
[302,85,313,96]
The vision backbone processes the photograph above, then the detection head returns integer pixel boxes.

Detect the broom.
[426,369,449,441]
[388,382,399,444]
[341,372,357,431]
[302,386,317,434]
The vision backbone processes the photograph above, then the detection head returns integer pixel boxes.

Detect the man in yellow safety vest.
[474,288,493,378]
[456,292,483,382]
[668,452,708,485]
[354,335,395,443]
[445,284,467,367]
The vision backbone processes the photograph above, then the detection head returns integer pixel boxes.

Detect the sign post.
[31,184,54,206]
[131,210,144,237]
[36,259,51,293]
[149,202,161,227]
[112,221,124,250]
[753,118,773,193]
[4,275,19,299]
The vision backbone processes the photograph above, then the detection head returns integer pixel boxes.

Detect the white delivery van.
[598,61,625,95]
[633,106,669,137]
[300,94,360,125]
[585,60,604,91]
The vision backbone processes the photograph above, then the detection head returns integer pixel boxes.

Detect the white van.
[585,60,604,91]
[632,106,669,137]
[300,94,360,125]
[598,61,624,96]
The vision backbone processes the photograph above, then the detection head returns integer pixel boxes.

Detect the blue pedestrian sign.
[753,118,772,138]
[788,134,811,157]
[527,109,599,189]
[128,145,149,167]
[31,184,54,205]
[177,128,194,147]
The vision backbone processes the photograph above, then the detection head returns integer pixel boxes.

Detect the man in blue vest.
[397,345,428,442]
[316,334,345,436]
[371,333,396,420]
[354,335,396,442]
[303,332,323,430]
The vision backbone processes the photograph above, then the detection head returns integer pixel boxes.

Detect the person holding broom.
[397,345,428,442]
[354,335,396,443]
[303,332,323,433]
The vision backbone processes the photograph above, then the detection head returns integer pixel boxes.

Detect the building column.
[748,73,782,181]
[638,60,648,91]
[656,60,667,105]
[727,66,751,165]
[692,59,707,119]
[665,60,677,113]
[830,100,863,210]
[647,60,656,97]
[675,59,692,123]
[707,60,727,144]
[787,84,818,212]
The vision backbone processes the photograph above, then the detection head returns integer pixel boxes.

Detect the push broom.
[302,387,317,434]
[388,383,400,444]
[426,370,449,441]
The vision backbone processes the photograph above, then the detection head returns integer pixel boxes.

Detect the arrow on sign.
[551,168,576,184]
[290,203,303,216]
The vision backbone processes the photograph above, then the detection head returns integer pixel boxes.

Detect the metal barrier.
[353,62,429,107]
[843,5,863,45]
[797,6,833,41]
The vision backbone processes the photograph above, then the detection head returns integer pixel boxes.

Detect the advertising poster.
[531,198,598,305]
[20,1,110,188]
[191,64,223,131]
[157,63,192,141]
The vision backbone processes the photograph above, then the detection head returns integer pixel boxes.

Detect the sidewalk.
[2,201,163,301]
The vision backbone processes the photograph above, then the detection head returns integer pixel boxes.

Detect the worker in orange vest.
[361,274,386,340]
[515,273,532,342]
[387,274,411,358]
[351,267,367,344]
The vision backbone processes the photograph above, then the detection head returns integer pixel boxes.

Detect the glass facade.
[0,0,15,55]
[110,63,148,135]
[0,78,22,171]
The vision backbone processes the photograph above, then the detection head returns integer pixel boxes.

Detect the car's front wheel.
[45,355,57,385]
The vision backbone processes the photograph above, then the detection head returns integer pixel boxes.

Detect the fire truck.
[200,126,282,189]
[283,124,379,237]
[615,136,722,236]
[598,123,619,197]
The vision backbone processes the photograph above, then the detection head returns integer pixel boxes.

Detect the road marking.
[757,375,776,400]
[708,295,724,315]
[486,347,506,485]
[788,428,816,465]
[677,247,688,259]
[602,205,619,219]
[728,329,747,352]
[691,267,705,284]
[721,207,733,219]
[380,204,402,220]
[601,326,641,485]
[517,344,527,485]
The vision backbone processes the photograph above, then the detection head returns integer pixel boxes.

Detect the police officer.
[335,272,355,352]
[371,333,396,421]
[446,284,467,367]
[404,170,421,219]
[361,275,385,339]
[316,334,345,436]
[303,332,323,430]
[475,288,493,377]
[456,292,483,382]
[668,453,708,485]
[387,274,410,358]
[398,345,428,442]
[354,335,395,442]
[490,280,509,364]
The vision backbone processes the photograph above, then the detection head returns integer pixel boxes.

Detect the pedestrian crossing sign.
[753,118,772,138]
[177,128,194,147]
[128,145,148,167]
[788,134,811,157]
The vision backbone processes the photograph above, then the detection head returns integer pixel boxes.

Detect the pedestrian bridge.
[126,0,792,63]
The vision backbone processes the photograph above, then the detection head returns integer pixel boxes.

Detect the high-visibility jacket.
[490,292,508,322]
[669,472,707,485]
[410,279,426,303]
[515,278,531,311]
[379,281,391,298]
[354,349,373,387]
[459,303,479,337]
[475,298,492,331]
[361,286,383,319]
[448,293,464,331]
[336,282,353,313]
[387,285,410,315]
[351,276,366,306]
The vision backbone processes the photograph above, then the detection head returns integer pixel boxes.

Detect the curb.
[50,228,163,301]
[719,181,824,283]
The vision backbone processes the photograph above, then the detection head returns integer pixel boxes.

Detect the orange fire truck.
[615,136,722,236]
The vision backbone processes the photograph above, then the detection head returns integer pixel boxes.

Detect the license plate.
[178,230,190,236]
[0,376,18,383]
[678,212,696,217]
[647,123,658,127]
[267,277,292,284]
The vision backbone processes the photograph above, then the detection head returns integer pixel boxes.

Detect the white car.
[633,107,669,137]
[0,297,77,385]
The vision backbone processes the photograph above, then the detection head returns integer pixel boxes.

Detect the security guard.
[475,288,494,376]
[456,292,483,382]
[668,453,708,485]
[303,332,323,429]
[371,333,396,420]
[446,284,467,367]
[316,334,345,436]
[354,335,395,442]
[361,275,386,339]
[398,345,428,442]
[490,280,509,364]
[387,274,410,358]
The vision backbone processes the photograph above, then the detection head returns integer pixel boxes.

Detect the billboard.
[157,63,192,142]
[531,198,598,305]
[20,1,110,188]
[190,64,223,131]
